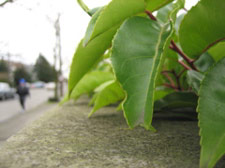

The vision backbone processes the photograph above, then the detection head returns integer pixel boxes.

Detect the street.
[0,88,57,146]
[0,88,53,123]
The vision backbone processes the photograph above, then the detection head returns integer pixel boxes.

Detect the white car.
[45,82,55,90]
[0,82,15,100]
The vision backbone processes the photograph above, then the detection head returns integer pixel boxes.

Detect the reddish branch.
[162,70,182,91]
[163,83,179,91]
[161,71,176,87]
[178,69,186,77]
[145,10,157,21]
[201,37,225,54]
[170,40,197,70]
[178,60,192,70]
[171,70,182,91]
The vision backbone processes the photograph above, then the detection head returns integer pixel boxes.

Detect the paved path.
[0,102,56,146]
[0,88,53,123]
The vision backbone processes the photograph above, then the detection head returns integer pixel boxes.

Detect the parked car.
[45,82,55,90]
[31,81,45,88]
[0,82,15,100]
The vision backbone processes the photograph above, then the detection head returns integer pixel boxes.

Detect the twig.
[162,70,182,91]
[178,69,186,77]
[178,60,192,70]
[163,83,179,91]
[170,40,198,70]
[0,0,13,7]
[183,7,188,12]
[161,71,175,87]
[145,10,157,21]
[171,70,182,91]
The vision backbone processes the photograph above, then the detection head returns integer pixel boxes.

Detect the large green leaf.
[186,70,204,94]
[194,52,215,73]
[111,0,183,130]
[68,25,118,95]
[84,0,146,45]
[208,42,225,62]
[111,18,172,130]
[198,58,225,168]
[179,0,225,58]
[70,71,114,100]
[88,80,125,117]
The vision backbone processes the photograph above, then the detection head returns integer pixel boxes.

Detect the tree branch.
[145,10,157,21]
[170,40,198,70]
[163,83,179,91]
[171,70,182,91]
[161,71,175,87]
[178,60,192,70]
[0,0,13,7]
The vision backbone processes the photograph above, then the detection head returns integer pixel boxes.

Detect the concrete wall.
[0,97,224,168]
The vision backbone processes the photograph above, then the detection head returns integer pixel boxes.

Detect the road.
[0,88,57,146]
[0,88,54,123]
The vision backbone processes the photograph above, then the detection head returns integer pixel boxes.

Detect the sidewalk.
[0,89,53,123]
[0,102,56,146]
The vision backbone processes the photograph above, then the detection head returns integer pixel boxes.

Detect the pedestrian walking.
[16,78,30,112]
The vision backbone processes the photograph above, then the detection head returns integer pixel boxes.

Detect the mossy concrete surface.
[0,97,224,168]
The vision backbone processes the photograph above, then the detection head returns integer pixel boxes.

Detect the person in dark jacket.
[16,78,30,111]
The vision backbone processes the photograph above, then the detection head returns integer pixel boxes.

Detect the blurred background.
[0,0,112,146]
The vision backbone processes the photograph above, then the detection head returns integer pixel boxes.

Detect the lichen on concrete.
[0,97,224,168]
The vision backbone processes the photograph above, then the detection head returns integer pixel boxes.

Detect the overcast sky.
[0,0,198,77]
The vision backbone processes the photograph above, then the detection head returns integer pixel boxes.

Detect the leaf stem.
[77,0,90,15]
[178,69,186,77]
[162,70,182,91]
[170,40,198,70]
[161,71,176,87]
[145,10,157,21]
[171,70,182,91]
[178,60,192,70]
[163,83,179,91]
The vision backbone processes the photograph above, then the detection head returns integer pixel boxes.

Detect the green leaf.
[194,52,215,73]
[146,0,174,11]
[156,1,184,24]
[88,80,125,117]
[84,0,146,45]
[59,93,69,105]
[174,13,184,35]
[198,58,225,168]
[111,0,183,130]
[154,91,198,111]
[83,7,104,45]
[208,42,225,62]
[186,70,204,95]
[70,71,114,100]
[68,25,118,95]
[179,0,225,58]
[111,17,172,130]
[88,7,102,16]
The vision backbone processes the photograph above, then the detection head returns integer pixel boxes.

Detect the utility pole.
[54,13,63,98]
